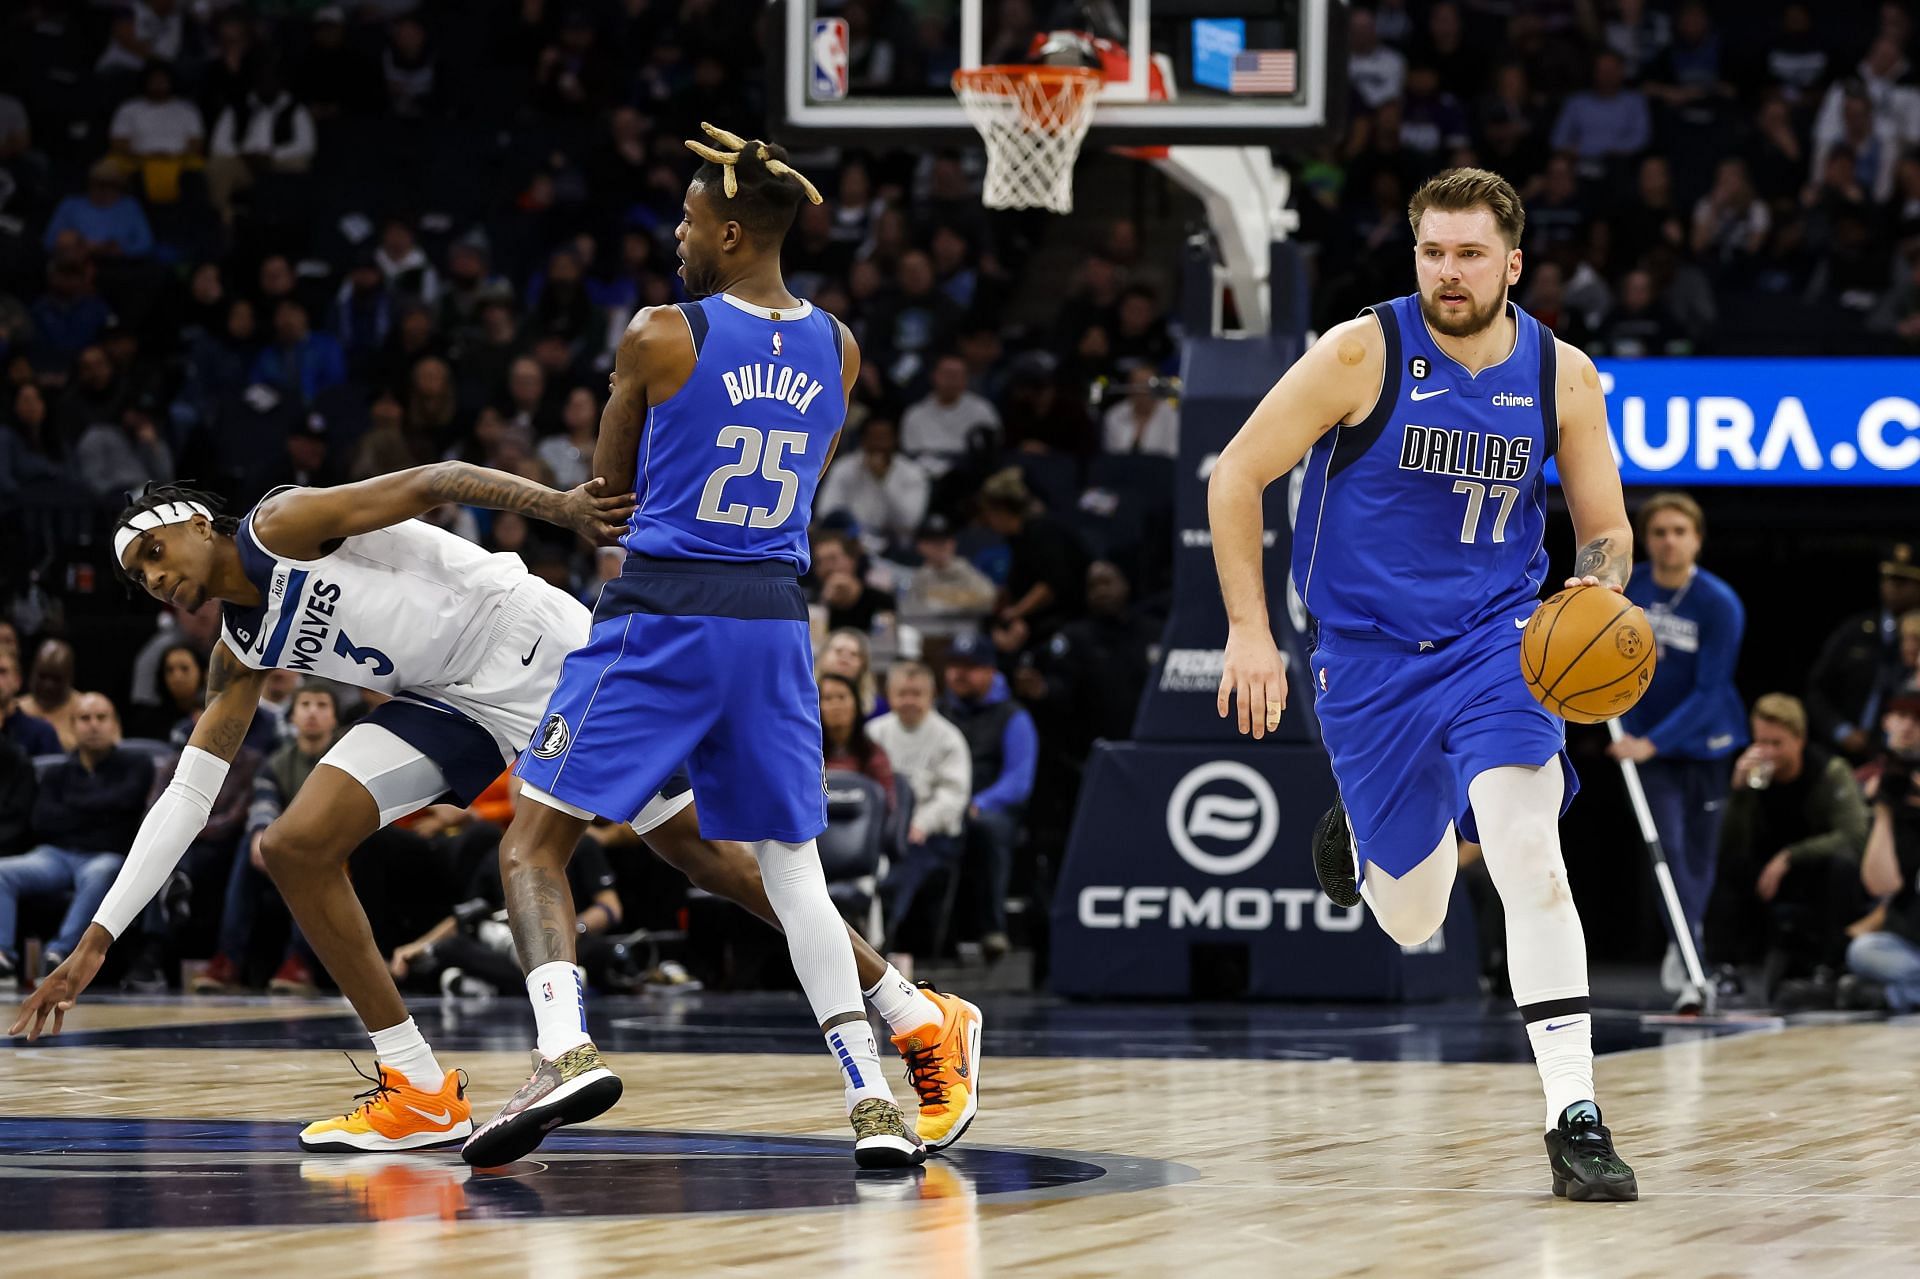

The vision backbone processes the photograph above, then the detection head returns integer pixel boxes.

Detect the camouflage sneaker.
[850,1097,926,1170]
[460,1043,623,1167]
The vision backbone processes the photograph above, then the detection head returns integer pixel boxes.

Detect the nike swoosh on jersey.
[521,637,542,666]
[407,1105,453,1124]
[1409,387,1450,401]
[1515,617,1529,628]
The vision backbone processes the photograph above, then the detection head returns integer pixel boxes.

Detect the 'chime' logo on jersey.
[1397,424,1533,482]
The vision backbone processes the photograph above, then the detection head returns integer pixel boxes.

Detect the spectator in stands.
[1550,50,1650,176]
[942,632,1037,959]
[194,680,340,995]
[816,416,929,551]
[821,673,895,805]
[376,217,441,308]
[108,62,205,205]
[382,15,441,119]
[42,162,153,263]
[900,353,999,467]
[979,467,1090,639]
[895,515,996,644]
[296,7,379,122]
[1611,493,1747,998]
[75,395,174,498]
[870,661,971,957]
[1844,696,1920,1010]
[0,693,153,986]
[250,299,346,401]
[1348,6,1407,110]
[538,387,600,492]
[207,64,317,227]
[1108,287,1175,373]
[1808,542,1920,762]
[816,626,879,711]
[3,384,60,475]
[867,251,961,391]
[812,530,899,635]
[18,639,78,751]
[0,737,31,859]
[1014,560,1156,749]
[148,643,205,738]
[1811,87,1898,206]
[28,256,112,374]
[1812,40,1920,163]
[0,648,58,757]
[1102,363,1178,457]
[1716,693,1870,993]
[1596,268,1678,357]
[126,600,218,735]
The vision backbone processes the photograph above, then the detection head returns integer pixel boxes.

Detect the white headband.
[114,500,212,566]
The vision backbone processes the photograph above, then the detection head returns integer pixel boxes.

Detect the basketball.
[1520,585,1657,724]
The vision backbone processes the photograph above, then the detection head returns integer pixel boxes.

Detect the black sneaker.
[1544,1103,1638,1202]
[1312,798,1361,908]
[1836,973,1890,1012]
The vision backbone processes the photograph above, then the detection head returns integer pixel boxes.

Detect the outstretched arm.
[10,641,267,1040]
[1554,340,1632,591]
[252,462,636,560]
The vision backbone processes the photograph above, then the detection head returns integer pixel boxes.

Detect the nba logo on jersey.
[772,332,782,357]
[812,18,849,101]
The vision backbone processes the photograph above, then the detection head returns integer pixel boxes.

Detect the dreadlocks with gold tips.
[683,122,824,207]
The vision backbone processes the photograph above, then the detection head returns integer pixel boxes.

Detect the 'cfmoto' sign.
[1165,761,1278,876]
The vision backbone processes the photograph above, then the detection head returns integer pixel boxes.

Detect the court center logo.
[532,713,571,760]
[1165,761,1279,876]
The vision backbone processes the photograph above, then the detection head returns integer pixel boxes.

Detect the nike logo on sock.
[1409,387,1450,401]
[407,1105,453,1124]
[1544,1020,1582,1032]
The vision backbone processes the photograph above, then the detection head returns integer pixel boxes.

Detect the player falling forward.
[465,126,980,1171]
[10,470,977,1157]
[1209,169,1638,1201]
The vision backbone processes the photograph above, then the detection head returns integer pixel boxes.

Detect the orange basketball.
[1520,585,1657,724]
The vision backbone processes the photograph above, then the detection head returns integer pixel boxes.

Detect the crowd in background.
[0,1,1917,1004]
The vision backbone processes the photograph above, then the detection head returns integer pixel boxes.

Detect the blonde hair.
[815,627,877,707]
[1408,168,1526,250]
[1636,491,1705,542]
[1752,692,1808,739]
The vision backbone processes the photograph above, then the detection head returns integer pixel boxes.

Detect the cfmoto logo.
[1166,761,1278,876]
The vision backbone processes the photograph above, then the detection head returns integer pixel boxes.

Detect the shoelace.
[1563,1115,1629,1172]
[901,1042,948,1105]
[339,1053,399,1121]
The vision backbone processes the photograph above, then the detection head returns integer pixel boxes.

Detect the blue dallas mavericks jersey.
[623,293,844,570]
[1292,294,1558,645]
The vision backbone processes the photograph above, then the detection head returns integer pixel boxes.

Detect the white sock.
[1524,1009,1596,1129]
[1468,765,1597,1131]
[526,960,592,1060]
[369,1016,445,1091]
[864,964,943,1036]
[826,1016,892,1110]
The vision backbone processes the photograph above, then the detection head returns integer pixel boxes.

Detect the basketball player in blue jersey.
[467,126,979,1170]
[1209,169,1639,1201]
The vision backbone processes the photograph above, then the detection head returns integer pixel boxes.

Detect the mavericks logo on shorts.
[533,713,571,760]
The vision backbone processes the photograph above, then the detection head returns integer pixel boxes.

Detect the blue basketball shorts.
[1309,610,1579,881]
[514,556,827,844]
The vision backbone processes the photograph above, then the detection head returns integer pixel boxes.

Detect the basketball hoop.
[951,66,1102,214]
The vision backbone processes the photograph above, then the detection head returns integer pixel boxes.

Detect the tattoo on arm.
[507,864,576,969]
[425,461,569,526]
[1573,534,1631,588]
[194,644,263,761]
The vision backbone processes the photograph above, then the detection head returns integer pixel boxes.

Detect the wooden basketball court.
[3,993,1914,1277]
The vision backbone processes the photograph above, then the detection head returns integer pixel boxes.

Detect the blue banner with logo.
[1570,358,1920,486]
[1050,743,1479,1000]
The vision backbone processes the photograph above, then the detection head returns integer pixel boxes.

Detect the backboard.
[771,0,1346,148]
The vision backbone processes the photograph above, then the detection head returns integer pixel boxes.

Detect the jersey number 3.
[696,426,806,528]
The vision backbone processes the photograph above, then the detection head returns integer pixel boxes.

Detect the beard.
[1419,281,1508,339]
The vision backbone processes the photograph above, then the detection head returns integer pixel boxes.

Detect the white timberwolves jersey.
[219,496,541,698]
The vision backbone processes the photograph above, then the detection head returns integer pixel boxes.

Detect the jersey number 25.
[696,425,806,529]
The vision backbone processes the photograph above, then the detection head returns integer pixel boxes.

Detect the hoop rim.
[951,65,1104,96]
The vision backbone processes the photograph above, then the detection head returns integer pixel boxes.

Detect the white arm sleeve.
[92,746,229,940]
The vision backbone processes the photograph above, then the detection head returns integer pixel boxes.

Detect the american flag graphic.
[1230,50,1298,95]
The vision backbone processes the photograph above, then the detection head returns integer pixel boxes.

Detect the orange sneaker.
[298,1058,474,1153]
[890,984,982,1152]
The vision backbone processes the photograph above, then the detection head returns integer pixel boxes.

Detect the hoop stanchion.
[951,65,1102,213]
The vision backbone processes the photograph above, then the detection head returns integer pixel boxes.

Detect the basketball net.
[951,66,1102,214]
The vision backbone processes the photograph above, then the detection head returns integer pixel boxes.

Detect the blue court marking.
[0,1118,1196,1231]
[1,992,1768,1063]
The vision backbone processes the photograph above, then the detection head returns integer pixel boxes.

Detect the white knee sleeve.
[752,839,864,1025]
[1360,825,1458,946]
